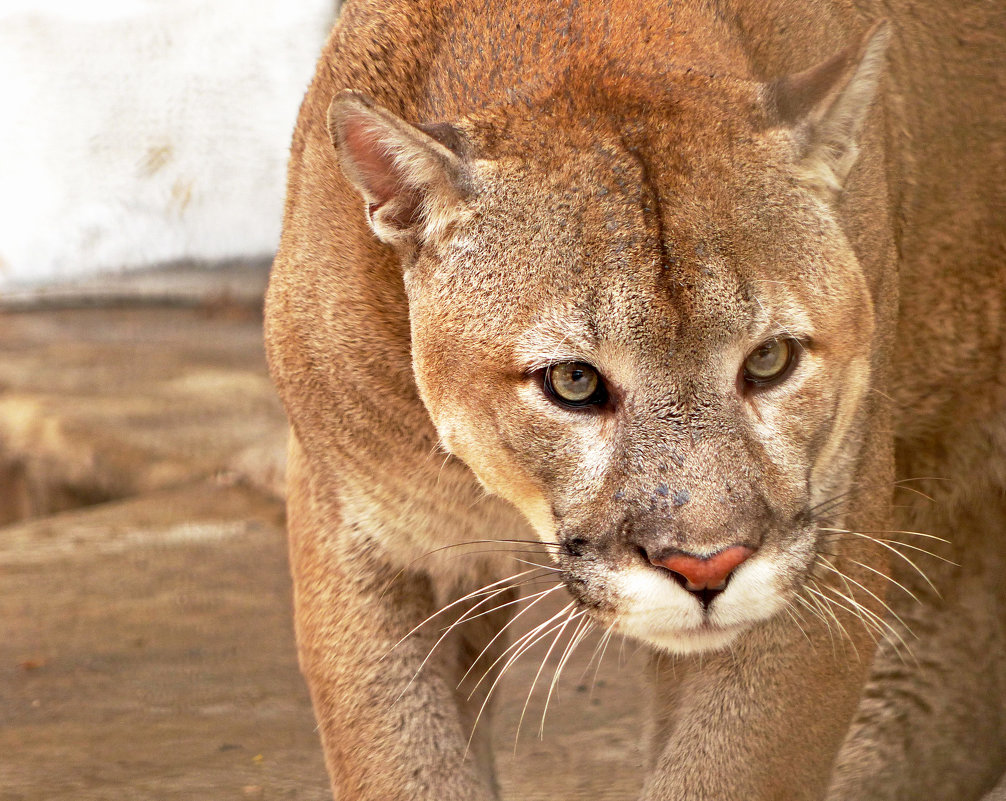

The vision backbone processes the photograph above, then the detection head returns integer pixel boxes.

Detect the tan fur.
[265,1,1006,798]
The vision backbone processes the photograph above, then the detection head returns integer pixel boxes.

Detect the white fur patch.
[710,557,787,628]
[607,555,788,654]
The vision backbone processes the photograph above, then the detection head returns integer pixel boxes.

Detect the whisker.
[444,582,560,634]
[869,538,957,563]
[385,568,540,657]
[544,332,576,371]
[783,604,815,649]
[824,527,952,546]
[839,535,957,572]
[580,619,614,681]
[617,633,631,669]
[845,555,921,607]
[793,592,825,626]
[816,581,915,664]
[486,538,564,548]
[808,582,884,647]
[817,556,916,639]
[405,546,558,569]
[397,584,522,704]
[378,538,558,600]
[466,604,577,755]
[515,608,584,750]
[435,449,453,486]
[794,591,837,656]
[540,617,593,739]
[511,558,562,571]
[805,581,863,658]
[871,387,898,404]
[468,601,577,698]
[457,584,566,688]
[819,530,945,596]
[807,489,858,516]
[585,620,617,698]
[891,484,936,502]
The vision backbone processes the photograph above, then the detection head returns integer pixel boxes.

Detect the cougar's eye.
[544,362,607,407]
[743,338,797,386]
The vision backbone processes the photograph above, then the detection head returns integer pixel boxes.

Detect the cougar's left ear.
[767,21,891,197]
[328,90,472,246]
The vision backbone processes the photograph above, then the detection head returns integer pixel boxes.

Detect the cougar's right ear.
[328,90,471,246]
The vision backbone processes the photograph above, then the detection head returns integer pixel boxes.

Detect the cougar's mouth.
[556,539,805,655]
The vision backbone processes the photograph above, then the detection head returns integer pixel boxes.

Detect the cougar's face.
[407,125,876,654]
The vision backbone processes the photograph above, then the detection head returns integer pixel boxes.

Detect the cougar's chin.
[616,614,749,655]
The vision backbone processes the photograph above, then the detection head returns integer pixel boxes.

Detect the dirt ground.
[1,279,646,800]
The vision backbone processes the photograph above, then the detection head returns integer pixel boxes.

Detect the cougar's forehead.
[434,158,697,309]
[410,108,873,390]
[430,163,820,355]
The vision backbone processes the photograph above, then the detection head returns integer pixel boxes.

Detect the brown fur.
[265,1,1006,798]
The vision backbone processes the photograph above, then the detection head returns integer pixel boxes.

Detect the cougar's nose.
[648,545,755,592]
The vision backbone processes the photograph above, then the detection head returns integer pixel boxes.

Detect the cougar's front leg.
[286,438,509,801]
[826,483,1006,801]
[641,547,884,801]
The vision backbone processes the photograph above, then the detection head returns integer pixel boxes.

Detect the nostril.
[662,568,692,592]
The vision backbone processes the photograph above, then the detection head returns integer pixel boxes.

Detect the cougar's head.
[329,24,889,653]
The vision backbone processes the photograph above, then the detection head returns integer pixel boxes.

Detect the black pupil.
[570,369,584,382]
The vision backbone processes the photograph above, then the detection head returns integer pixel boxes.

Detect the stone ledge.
[0,260,271,313]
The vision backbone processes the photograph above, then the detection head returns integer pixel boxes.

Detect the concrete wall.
[0,0,337,290]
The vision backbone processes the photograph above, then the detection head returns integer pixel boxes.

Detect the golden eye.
[545,362,604,406]
[743,338,796,385]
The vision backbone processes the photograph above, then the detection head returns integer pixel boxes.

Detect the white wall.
[0,0,336,290]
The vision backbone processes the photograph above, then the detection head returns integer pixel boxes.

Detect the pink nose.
[649,545,755,590]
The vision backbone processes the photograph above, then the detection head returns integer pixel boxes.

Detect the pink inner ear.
[341,113,402,207]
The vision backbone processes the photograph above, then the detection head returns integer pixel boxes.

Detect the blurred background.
[0,0,334,297]
[0,3,342,799]
[0,3,646,799]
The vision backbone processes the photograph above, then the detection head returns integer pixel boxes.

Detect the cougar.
[264,0,1006,798]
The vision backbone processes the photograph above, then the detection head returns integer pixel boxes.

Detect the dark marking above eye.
[673,489,691,507]
[655,484,670,497]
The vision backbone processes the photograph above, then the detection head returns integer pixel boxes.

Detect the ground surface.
[1,289,645,800]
